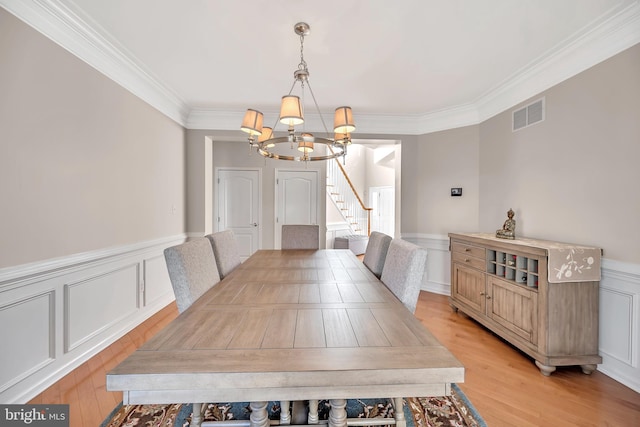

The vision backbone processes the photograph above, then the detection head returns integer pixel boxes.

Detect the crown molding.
[187,1,640,134]
[473,0,640,122]
[186,108,244,130]
[2,0,639,134]
[0,0,190,126]
[414,104,481,134]
[188,108,428,136]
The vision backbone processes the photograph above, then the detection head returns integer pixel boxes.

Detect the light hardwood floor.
[29,292,639,427]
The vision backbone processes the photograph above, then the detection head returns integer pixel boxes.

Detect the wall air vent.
[512,98,545,132]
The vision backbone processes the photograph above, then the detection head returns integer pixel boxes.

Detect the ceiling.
[3,0,639,134]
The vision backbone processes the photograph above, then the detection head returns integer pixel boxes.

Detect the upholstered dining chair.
[380,238,427,314]
[363,231,393,278]
[281,224,320,250]
[163,237,221,313]
[206,230,242,279]
[165,237,223,427]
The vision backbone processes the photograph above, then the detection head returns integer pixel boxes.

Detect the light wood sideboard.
[448,232,602,376]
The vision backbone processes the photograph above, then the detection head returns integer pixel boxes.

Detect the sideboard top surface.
[449,233,602,284]
[449,233,601,254]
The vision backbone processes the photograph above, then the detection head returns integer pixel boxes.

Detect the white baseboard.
[404,233,640,393]
[0,234,186,403]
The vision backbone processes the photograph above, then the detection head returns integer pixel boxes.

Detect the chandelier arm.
[257,136,344,161]
[286,79,298,96]
[301,80,306,133]
[305,80,332,137]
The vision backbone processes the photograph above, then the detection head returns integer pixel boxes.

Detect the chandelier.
[240,22,355,162]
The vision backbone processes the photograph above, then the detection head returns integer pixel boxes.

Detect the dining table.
[107,249,464,427]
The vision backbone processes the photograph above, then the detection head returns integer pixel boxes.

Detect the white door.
[370,186,395,237]
[276,170,318,248]
[217,169,261,260]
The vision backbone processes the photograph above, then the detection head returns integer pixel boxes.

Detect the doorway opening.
[326,140,400,246]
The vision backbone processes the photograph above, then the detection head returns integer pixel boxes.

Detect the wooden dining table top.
[107,249,464,404]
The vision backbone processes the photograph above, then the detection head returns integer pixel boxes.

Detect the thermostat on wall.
[451,188,462,196]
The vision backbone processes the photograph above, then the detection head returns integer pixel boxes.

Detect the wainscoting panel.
[598,259,640,392]
[403,234,451,295]
[144,254,173,307]
[0,234,185,403]
[405,234,640,393]
[599,288,633,365]
[65,263,140,352]
[0,290,54,394]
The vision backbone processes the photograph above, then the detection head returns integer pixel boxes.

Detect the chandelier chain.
[298,34,307,73]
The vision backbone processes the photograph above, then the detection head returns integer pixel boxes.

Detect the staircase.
[326,157,372,236]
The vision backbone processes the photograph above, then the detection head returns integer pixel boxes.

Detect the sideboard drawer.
[452,251,486,271]
[451,241,485,259]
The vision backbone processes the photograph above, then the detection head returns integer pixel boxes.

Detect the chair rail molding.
[0,233,186,403]
[401,233,450,295]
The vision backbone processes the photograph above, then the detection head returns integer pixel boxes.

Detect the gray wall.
[401,43,639,264]
[0,9,187,268]
[478,43,639,263]
[409,125,481,236]
[4,2,636,268]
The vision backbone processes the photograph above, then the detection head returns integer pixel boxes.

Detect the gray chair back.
[363,231,392,278]
[380,239,427,314]
[281,224,320,250]
[164,238,221,313]
[206,230,242,279]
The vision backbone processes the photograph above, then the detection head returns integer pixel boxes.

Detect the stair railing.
[326,155,372,236]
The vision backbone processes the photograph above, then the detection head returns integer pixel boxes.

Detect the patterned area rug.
[101,384,486,427]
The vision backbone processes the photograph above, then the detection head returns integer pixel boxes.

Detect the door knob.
[252,223,258,227]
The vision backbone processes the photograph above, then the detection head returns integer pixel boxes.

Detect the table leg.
[291,400,308,424]
[393,398,406,427]
[328,399,347,427]
[250,401,269,427]
[280,400,291,425]
[308,400,319,424]
[192,403,204,427]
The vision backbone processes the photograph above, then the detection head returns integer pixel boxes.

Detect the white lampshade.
[258,127,274,147]
[280,95,304,126]
[297,133,314,153]
[333,106,355,134]
[240,109,263,136]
